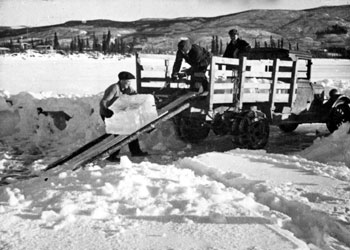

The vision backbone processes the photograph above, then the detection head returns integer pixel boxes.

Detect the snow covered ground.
[0,52,350,250]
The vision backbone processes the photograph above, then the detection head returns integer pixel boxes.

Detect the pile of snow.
[0,90,105,158]
[1,156,309,250]
[0,90,186,160]
[1,156,267,228]
[300,122,350,169]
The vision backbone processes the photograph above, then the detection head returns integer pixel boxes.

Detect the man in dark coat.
[223,29,251,58]
[171,39,211,92]
[100,71,148,162]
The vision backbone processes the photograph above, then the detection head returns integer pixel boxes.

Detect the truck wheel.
[326,103,350,133]
[278,124,298,133]
[212,114,230,135]
[231,117,242,145]
[237,114,269,149]
[176,116,210,143]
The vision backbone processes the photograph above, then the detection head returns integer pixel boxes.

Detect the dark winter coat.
[223,38,251,58]
[172,44,211,76]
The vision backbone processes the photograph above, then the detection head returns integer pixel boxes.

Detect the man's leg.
[106,134,121,162]
[129,139,148,156]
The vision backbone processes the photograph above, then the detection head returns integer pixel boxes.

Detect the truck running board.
[44,92,197,172]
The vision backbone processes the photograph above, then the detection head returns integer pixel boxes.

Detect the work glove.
[104,108,114,118]
[171,73,179,82]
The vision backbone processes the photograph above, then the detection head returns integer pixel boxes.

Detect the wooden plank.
[212,94,237,103]
[246,59,273,67]
[238,57,247,109]
[138,53,176,60]
[212,56,239,65]
[296,72,308,79]
[136,53,142,92]
[306,59,312,80]
[212,82,235,90]
[45,134,113,171]
[243,82,271,89]
[269,58,280,113]
[142,65,167,71]
[275,94,289,103]
[289,60,298,106]
[243,94,269,102]
[209,56,217,111]
[241,93,289,103]
[277,72,292,78]
[245,71,272,78]
[278,61,294,67]
[276,83,291,89]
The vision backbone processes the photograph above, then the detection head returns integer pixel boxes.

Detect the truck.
[135,48,350,149]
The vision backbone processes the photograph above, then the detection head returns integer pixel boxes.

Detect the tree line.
[1,29,349,58]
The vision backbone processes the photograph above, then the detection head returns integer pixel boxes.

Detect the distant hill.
[0,5,349,52]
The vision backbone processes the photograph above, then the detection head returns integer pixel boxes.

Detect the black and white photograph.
[0,0,350,249]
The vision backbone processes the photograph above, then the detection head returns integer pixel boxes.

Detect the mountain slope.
[0,5,349,51]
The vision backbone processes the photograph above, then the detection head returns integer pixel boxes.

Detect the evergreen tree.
[77,36,84,52]
[70,38,75,52]
[53,32,60,49]
[102,33,107,54]
[211,36,215,54]
[219,39,223,54]
[9,39,13,51]
[106,30,111,52]
[86,38,90,49]
[92,33,99,51]
[215,36,219,55]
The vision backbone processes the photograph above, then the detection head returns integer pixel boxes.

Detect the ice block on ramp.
[105,94,158,135]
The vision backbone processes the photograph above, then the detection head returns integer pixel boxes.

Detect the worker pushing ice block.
[105,94,158,135]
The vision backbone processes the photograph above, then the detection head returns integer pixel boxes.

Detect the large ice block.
[105,94,158,135]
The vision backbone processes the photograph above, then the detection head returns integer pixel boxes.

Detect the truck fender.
[332,95,350,109]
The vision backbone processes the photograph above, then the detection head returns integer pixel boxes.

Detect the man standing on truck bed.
[223,29,251,58]
[171,39,211,92]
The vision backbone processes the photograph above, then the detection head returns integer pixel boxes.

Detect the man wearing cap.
[171,39,211,92]
[223,29,251,58]
[100,71,148,162]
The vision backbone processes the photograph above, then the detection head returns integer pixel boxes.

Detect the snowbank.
[0,90,186,160]
[300,123,350,168]
[0,155,310,250]
[0,90,105,158]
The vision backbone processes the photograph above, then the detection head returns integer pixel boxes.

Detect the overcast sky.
[0,0,349,27]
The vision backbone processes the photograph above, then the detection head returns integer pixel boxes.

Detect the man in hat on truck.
[223,29,251,58]
[171,39,211,92]
[100,71,148,162]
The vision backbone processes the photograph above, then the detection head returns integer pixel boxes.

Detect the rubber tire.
[231,117,242,146]
[176,116,210,143]
[326,103,350,133]
[237,115,269,149]
[278,123,298,133]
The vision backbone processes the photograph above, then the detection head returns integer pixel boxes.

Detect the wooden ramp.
[44,92,198,172]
